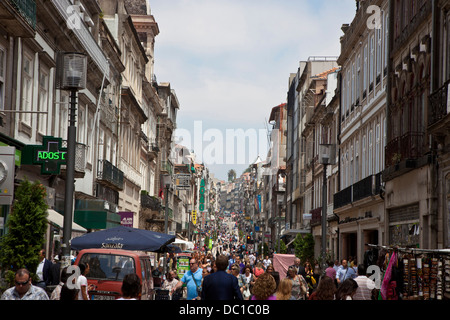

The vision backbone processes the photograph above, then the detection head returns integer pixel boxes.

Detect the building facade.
[334,0,388,263]
[384,0,438,249]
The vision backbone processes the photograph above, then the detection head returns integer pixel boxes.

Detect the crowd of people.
[0,236,377,301]
[155,249,378,301]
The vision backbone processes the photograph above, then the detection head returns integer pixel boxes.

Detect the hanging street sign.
[191,210,197,225]
[175,173,191,190]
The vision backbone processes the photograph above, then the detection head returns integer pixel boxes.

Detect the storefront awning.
[74,199,121,230]
[47,209,87,233]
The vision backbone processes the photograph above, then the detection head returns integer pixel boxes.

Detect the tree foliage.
[0,179,48,283]
[293,233,315,263]
[274,239,287,254]
[227,169,236,182]
[258,242,269,257]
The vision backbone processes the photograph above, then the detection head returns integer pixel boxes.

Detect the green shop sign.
[199,178,205,211]
[22,136,67,175]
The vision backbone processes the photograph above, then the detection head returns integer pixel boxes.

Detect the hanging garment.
[381,250,398,300]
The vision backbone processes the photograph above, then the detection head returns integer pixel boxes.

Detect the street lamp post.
[162,174,172,275]
[318,143,336,273]
[187,203,192,242]
[277,193,284,253]
[57,52,87,269]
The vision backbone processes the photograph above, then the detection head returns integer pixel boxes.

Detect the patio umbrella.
[165,244,182,253]
[70,226,175,252]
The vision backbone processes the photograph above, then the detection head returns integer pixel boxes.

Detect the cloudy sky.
[148,0,357,181]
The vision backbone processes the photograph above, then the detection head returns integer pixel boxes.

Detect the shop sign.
[22,136,67,175]
[199,178,205,211]
[119,211,134,227]
[191,210,197,225]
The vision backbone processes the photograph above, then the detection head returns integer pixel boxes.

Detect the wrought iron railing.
[141,193,161,211]
[97,159,124,191]
[8,0,36,29]
[428,80,449,127]
[385,131,425,167]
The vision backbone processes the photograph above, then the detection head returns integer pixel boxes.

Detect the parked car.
[74,248,154,300]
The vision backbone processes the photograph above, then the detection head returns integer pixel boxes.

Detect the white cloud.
[149,0,357,179]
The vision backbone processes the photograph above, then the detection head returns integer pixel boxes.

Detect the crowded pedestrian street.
[1,1,450,316]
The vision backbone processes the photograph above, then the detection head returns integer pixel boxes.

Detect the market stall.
[366,244,450,300]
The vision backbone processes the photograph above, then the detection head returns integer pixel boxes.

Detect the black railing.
[334,173,382,209]
[334,185,352,209]
[429,80,449,127]
[141,193,161,211]
[8,0,36,29]
[385,131,425,167]
[97,159,124,191]
[352,173,381,202]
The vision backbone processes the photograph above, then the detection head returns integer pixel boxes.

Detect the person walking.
[250,272,277,300]
[77,263,91,300]
[240,265,255,300]
[275,278,296,300]
[228,253,236,270]
[172,258,203,300]
[162,270,179,292]
[253,261,265,279]
[335,278,359,300]
[325,261,337,279]
[309,276,336,300]
[287,257,306,278]
[286,266,308,300]
[117,273,141,300]
[263,256,271,270]
[35,249,53,290]
[50,266,70,300]
[353,264,376,300]
[200,255,243,300]
[1,268,49,300]
[336,259,356,286]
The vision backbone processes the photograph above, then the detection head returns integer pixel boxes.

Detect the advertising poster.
[176,254,191,280]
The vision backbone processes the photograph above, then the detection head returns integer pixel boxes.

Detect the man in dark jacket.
[287,257,306,278]
[201,255,243,300]
[35,249,53,289]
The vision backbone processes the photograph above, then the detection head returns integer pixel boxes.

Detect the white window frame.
[21,51,34,126]
[38,68,49,136]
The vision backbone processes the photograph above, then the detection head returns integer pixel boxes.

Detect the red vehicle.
[74,249,154,300]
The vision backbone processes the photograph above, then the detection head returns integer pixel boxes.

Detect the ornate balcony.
[385,131,425,167]
[0,0,36,37]
[141,192,161,211]
[428,80,450,129]
[97,159,124,191]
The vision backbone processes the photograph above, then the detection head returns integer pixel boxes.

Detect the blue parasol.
[70,225,175,252]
